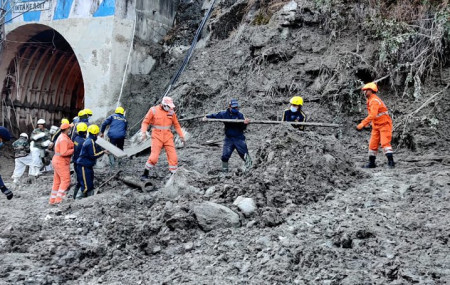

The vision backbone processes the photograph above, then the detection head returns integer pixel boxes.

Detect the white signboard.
[13,1,51,13]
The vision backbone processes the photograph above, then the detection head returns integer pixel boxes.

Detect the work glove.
[140,132,147,142]
[356,123,364,131]
[1,186,13,200]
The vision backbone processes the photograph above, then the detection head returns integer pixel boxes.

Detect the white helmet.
[20,133,28,139]
[37,119,46,125]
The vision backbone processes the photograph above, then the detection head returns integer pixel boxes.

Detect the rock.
[204,186,216,197]
[233,196,257,216]
[193,202,240,231]
[184,242,194,251]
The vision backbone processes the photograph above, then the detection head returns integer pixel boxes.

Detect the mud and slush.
[1,0,450,284]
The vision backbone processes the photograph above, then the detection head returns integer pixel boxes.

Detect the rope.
[116,14,137,108]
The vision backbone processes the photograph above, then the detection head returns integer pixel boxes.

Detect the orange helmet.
[362,82,378,93]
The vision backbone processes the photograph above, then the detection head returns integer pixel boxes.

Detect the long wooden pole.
[202,118,340,128]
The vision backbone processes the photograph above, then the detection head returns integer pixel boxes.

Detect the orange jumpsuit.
[358,93,393,156]
[50,133,74,204]
[141,105,184,173]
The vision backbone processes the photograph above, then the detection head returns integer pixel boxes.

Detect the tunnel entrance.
[0,24,84,135]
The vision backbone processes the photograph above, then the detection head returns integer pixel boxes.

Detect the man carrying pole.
[203,99,252,173]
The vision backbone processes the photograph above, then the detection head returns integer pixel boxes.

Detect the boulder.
[233,196,257,216]
[193,202,240,231]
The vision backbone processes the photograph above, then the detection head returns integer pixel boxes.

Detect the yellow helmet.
[77,122,88,132]
[84,108,93,116]
[78,110,87,117]
[290,96,303,106]
[115,107,125,115]
[61,118,70,124]
[87,124,100,135]
[362,82,378,93]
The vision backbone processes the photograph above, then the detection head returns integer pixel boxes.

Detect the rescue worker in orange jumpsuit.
[140,97,185,180]
[49,123,74,204]
[357,82,395,168]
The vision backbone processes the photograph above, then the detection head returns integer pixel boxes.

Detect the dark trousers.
[77,165,94,197]
[0,175,4,188]
[221,136,249,162]
[110,137,125,150]
[73,163,81,199]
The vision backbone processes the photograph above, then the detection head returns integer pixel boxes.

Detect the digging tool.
[95,170,122,195]
[119,175,154,191]
[202,118,341,128]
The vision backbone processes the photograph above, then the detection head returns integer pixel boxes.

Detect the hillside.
[1,0,450,284]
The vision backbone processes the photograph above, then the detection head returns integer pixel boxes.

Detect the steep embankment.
[1,0,450,284]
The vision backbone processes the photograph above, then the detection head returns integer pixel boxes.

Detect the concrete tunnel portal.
[0,24,84,135]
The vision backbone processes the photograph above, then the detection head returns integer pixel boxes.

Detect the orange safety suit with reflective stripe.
[358,93,393,155]
[50,132,74,204]
[141,105,184,173]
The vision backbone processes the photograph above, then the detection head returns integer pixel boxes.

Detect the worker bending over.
[140,97,185,180]
[0,127,13,200]
[100,107,128,170]
[204,99,252,173]
[49,123,74,204]
[357,82,395,168]
[11,133,33,184]
[76,125,108,198]
[282,96,307,130]
[72,123,88,199]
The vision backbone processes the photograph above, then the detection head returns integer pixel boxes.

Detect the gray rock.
[233,196,257,216]
[193,202,240,231]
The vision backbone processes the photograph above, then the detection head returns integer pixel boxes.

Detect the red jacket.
[53,133,74,164]
[141,105,184,138]
[359,93,391,128]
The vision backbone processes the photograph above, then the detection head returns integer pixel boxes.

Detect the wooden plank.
[203,118,341,127]
[123,137,152,157]
[96,137,128,158]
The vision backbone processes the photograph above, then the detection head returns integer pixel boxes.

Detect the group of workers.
[0,82,395,203]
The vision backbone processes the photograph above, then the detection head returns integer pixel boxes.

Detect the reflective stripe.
[368,149,378,156]
[383,147,393,154]
[151,107,156,115]
[376,111,389,118]
[169,165,178,173]
[145,162,155,170]
[151,125,171,130]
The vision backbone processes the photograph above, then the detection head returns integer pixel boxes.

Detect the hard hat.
[161,97,175,109]
[88,124,100,135]
[20,133,28,139]
[0,126,11,141]
[60,123,71,130]
[362,82,378,93]
[230,99,239,108]
[61,118,70,124]
[290,96,303,106]
[84,108,93,116]
[115,107,125,115]
[78,110,87,117]
[37,119,46,125]
[77,122,88,132]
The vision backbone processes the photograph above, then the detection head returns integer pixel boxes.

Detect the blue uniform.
[206,109,249,162]
[101,113,127,150]
[76,134,105,197]
[282,109,307,130]
[72,134,86,199]
[72,117,90,140]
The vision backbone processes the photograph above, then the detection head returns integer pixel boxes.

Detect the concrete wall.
[0,0,179,126]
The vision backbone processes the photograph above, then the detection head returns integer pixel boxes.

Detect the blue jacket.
[72,134,86,164]
[282,109,307,130]
[101,114,127,139]
[206,109,247,139]
[76,134,105,167]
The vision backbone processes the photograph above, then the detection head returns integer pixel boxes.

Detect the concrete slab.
[96,137,128,158]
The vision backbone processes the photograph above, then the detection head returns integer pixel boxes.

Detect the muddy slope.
[1,0,450,284]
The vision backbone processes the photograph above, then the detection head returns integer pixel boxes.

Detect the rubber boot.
[222,161,229,173]
[386,153,395,168]
[1,186,13,200]
[108,154,116,172]
[243,153,252,172]
[363,156,376,168]
[141,169,150,181]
